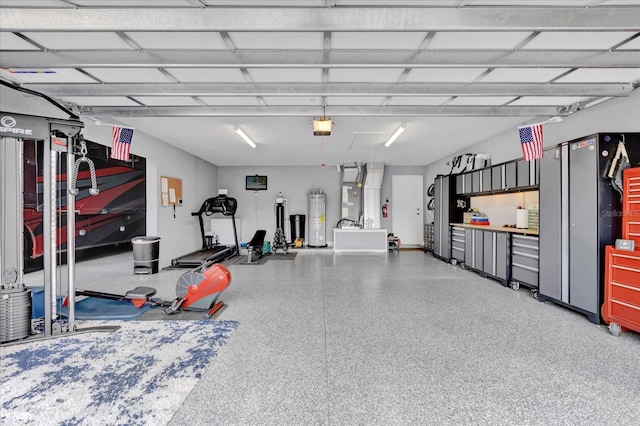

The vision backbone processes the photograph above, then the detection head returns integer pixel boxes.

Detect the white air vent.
[348,132,387,151]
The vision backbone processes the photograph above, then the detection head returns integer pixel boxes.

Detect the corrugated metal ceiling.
[0,1,638,166]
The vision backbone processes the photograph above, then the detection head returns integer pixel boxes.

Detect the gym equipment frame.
[1,110,118,345]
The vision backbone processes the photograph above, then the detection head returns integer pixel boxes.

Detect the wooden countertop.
[450,223,539,236]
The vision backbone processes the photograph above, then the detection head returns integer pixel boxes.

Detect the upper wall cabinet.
[516,159,540,188]
[482,168,492,192]
[504,162,517,190]
[455,158,539,196]
[491,165,502,191]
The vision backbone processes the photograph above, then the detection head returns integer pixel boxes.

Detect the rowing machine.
[66,263,232,319]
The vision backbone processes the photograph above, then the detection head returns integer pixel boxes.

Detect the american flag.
[518,123,544,161]
[110,126,134,161]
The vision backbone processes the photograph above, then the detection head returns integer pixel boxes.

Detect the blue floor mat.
[59,297,156,320]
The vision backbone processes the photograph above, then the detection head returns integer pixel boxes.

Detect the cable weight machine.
[1,111,118,345]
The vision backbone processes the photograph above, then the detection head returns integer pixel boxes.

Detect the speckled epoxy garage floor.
[25,250,640,425]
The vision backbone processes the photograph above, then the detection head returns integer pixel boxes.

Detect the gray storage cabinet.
[538,133,640,324]
[433,175,469,262]
[511,234,539,289]
[433,175,452,261]
[464,229,474,268]
[491,165,503,191]
[504,162,517,190]
[456,174,465,194]
[464,173,472,195]
[482,231,510,285]
[472,170,481,193]
[464,228,510,285]
[474,229,484,271]
[451,226,466,263]
[482,168,492,192]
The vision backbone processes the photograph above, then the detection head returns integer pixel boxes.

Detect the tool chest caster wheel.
[609,323,622,337]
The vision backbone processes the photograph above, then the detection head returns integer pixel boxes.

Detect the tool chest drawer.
[511,234,539,288]
[451,226,465,262]
[622,169,640,249]
[603,246,640,333]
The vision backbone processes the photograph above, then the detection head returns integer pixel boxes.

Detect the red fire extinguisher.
[382,203,388,218]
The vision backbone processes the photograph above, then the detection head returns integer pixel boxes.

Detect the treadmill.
[171,195,239,268]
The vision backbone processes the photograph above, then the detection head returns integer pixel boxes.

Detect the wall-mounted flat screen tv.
[246,175,268,191]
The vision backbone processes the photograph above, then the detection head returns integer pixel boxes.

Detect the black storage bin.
[290,214,306,242]
[131,236,161,274]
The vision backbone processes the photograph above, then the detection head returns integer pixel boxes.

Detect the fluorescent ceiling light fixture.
[235,127,256,148]
[312,117,333,136]
[384,125,406,147]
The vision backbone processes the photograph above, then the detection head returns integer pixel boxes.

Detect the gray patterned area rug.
[0,319,238,425]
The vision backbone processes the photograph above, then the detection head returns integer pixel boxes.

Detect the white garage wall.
[424,90,640,224]
[1,86,218,268]
[216,166,341,245]
[81,124,219,268]
[217,164,427,245]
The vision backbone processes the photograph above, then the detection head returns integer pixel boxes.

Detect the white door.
[392,175,424,246]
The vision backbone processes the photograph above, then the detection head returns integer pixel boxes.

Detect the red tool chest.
[622,167,640,248]
[602,247,640,334]
[602,167,640,335]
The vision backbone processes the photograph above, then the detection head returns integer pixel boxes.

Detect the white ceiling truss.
[1,2,639,166]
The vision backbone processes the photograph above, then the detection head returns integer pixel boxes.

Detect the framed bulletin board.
[160,176,183,206]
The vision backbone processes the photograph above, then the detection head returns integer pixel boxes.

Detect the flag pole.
[87,117,135,130]
[519,116,563,128]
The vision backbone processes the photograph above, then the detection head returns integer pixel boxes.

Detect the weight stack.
[0,284,32,343]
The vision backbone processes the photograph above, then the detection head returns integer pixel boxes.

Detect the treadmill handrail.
[192,195,237,217]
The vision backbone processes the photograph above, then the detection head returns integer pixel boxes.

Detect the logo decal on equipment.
[1,116,17,128]
[0,115,34,135]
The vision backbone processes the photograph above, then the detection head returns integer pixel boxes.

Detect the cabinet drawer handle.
[611,281,640,292]
[612,253,640,261]
[452,247,464,252]
[513,251,539,260]
[513,242,538,250]
[512,235,539,241]
[611,299,640,312]
[513,262,539,273]
[612,264,640,274]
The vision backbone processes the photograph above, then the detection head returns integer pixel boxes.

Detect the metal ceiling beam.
[1,7,638,31]
[2,50,638,69]
[27,82,634,97]
[75,105,566,117]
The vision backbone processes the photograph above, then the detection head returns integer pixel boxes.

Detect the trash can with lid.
[131,236,161,275]
[290,214,306,243]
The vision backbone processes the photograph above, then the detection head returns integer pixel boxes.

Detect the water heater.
[308,189,327,247]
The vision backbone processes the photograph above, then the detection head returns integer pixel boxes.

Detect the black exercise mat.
[137,304,227,320]
[234,255,269,265]
[265,253,297,260]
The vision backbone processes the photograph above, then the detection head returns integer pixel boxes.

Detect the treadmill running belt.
[171,246,234,268]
